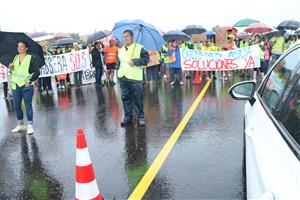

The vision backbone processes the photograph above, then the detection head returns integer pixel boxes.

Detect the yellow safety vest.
[118,43,144,81]
[271,36,285,54]
[259,42,265,60]
[11,54,33,90]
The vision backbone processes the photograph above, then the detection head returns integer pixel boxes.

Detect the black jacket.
[91,48,104,67]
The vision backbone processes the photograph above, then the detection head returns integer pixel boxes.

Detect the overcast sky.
[0,0,299,35]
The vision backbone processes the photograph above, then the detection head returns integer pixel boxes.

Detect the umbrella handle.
[131,26,142,59]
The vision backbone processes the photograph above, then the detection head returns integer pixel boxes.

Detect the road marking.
[128,79,213,200]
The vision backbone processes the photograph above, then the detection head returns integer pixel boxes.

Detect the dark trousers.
[120,78,144,120]
[146,65,159,81]
[74,71,82,86]
[38,77,52,91]
[3,82,8,97]
[95,66,103,84]
[12,85,34,124]
[170,68,182,82]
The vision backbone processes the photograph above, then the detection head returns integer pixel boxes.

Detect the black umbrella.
[264,28,286,39]
[163,30,191,42]
[87,30,109,44]
[182,25,206,35]
[278,20,300,31]
[53,38,79,47]
[0,31,45,67]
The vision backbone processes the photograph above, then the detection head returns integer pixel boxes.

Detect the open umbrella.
[53,38,79,47]
[87,30,109,44]
[233,18,260,27]
[112,19,164,51]
[264,28,286,39]
[163,30,191,42]
[182,25,206,35]
[278,20,300,31]
[0,31,45,67]
[244,23,272,34]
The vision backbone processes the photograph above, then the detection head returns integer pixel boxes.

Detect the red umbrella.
[221,26,238,34]
[244,23,272,34]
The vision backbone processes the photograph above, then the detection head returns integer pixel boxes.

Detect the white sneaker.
[11,124,26,133]
[170,81,175,86]
[206,77,211,81]
[179,81,183,86]
[27,125,34,135]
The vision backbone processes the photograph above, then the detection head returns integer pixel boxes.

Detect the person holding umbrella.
[118,30,149,126]
[9,41,40,134]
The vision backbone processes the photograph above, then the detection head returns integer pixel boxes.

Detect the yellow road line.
[128,79,213,200]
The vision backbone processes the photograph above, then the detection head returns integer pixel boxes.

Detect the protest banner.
[40,49,91,78]
[69,68,96,85]
[180,45,260,71]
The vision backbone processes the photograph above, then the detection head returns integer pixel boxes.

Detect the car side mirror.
[228,81,256,101]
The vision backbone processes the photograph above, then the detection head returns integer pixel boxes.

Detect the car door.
[245,46,300,199]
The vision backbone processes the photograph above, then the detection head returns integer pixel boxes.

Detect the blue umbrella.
[112,19,164,51]
[163,30,191,42]
[205,31,216,37]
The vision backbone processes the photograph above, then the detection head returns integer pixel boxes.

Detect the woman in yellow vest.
[118,30,150,126]
[9,41,40,134]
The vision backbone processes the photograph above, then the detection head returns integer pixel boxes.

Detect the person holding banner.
[104,39,118,86]
[167,40,183,86]
[72,42,82,87]
[92,41,105,86]
[9,41,40,134]
[118,30,149,126]
[252,34,264,80]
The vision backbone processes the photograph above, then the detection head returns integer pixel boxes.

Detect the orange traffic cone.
[75,128,104,200]
[193,70,202,84]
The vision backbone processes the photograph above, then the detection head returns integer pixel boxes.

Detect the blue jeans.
[270,54,282,68]
[95,66,103,84]
[170,68,182,82]
[146,65,159,81]
[120,78,144,120]
[74,71,82,86]
[12,85,34,124]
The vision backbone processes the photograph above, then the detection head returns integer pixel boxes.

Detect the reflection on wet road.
[0,76,246,199]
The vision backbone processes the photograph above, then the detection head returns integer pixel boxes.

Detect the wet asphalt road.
[0,75,246,200]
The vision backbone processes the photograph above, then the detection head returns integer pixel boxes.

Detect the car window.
[278,77,300,146]
[261,48,300,114]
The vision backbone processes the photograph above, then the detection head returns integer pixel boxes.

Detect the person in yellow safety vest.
[160,43,170,80]
[206,41,220,80]
[286,34,298,49]
[239,38,250,48]
[118,30,150,126]
[270,32,285,65]
[251,34,264,81]
[9,40,40,134]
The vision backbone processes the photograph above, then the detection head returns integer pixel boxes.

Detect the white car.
[229,41,300,200]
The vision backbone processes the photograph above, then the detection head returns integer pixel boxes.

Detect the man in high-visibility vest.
[9,41,40,134]
[270,32,285,66]
[118,30,149,126]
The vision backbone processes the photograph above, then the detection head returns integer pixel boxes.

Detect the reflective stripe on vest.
[118,43,144,81]
[11,54,32,89]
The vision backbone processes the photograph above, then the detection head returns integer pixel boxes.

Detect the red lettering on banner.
[244,56,255,69]
[70,53,81,71]
[81,52,86,69]
[0,64,7,79]
[224,59,238,70]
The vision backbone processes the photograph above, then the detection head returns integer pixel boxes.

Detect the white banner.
[180,45,260,71]
[0,64,9,83]
[40,49,92,77]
